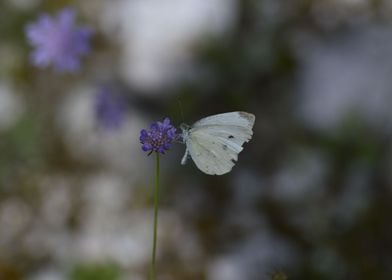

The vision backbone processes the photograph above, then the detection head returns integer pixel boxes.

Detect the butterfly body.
[180,112,255,175]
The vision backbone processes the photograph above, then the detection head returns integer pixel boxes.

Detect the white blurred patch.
[82,173,130,218]
[40,176,72,228]
[207,232,297,280]
[0,198,31,243]
[23,223,74,263]
[76,209,152,268]
[232,170,266,207]
[271,149,329,201]
[102,0,236,91]
[76,173,151,267]
[0,82,23,130]
[227,171,268,230]
[28,268,65,280]
[279,159,371,244]
[159,210,204,267]
[58,85,148,178]
[207,257,243,280]
[7,0,39,10]
[310,0,371,30]
[295,27,392,133]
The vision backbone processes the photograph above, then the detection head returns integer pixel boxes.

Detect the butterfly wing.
[186,133,235,175]
[186,112,255,175]
[192,111,255,128]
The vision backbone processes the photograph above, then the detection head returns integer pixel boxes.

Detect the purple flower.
[26,8,93,72]
[95,86,126,130]
[140,118,177,154]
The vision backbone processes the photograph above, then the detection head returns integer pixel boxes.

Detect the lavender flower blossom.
[140,118,177,154]
[94,86,126,130]
[26,8,93,72]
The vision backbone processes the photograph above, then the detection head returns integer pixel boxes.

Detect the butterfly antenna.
[176,98,186,144]
[177,98,185,123]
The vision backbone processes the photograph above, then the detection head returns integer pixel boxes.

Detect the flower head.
[26,8,93,72]
[140,118,177,154]
[94,85,126,130]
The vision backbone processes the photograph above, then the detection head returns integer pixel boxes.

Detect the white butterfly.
[180,111,255,175]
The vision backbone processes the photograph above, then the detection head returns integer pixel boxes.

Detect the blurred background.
[1,0,392,279]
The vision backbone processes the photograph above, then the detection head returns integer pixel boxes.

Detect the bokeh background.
[1,0,392,279]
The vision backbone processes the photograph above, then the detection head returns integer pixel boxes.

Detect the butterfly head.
[178,123,191,143]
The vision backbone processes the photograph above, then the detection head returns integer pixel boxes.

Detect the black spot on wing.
[228,135,234,139]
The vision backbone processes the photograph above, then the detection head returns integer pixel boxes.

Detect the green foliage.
[69,263,122,280]
[270,271,288,280]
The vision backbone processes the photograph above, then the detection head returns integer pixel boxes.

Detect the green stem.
[150,152,160,280]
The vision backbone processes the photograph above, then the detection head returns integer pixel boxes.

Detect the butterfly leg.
[181,147,189,165]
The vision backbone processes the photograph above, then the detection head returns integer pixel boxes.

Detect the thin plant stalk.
[150,152,160,280]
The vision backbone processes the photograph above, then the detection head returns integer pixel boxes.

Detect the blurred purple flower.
[95,86,126,130]
[140,118,177,154]
[25,8,93,72]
